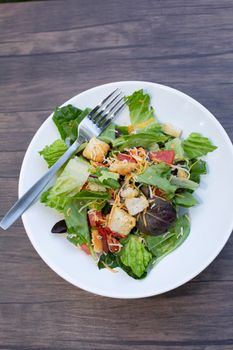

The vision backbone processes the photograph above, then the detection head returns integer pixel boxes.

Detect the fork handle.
[0,140,80,230]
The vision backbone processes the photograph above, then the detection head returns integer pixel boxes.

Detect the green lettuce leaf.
[50,157,90,197]
[135,164,177,194]
[190,159,207,183]
[53,105,90,143]
[40,190,67,212]
[165,138,185,161]
[99,123,116,143]
[125,89,156,128]
[183,132,217,159]
[145,214,190,261]
[119,235,152,278]
[170,176,199,191]
[40,157,90,211]
[64,198,90,245]
[89,168,120,190]
[39,139,68,168]
[74,190,110,200]
[98,168,120,189]
[173,191,199,207]
[112,132,168,151]
[116,125,130,135]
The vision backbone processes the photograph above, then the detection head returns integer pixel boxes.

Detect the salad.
[39,89,217,279]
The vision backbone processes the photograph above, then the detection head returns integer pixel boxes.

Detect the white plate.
[19,81,233,298]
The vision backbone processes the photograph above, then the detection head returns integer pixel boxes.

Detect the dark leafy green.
[190,159,207,183]
[98,253,119,270]
[53,105,90,143]
[137,197,177,235]
[170,176,199,191]
[145,214,190,262]
[64,198,90,245]
[173,191,199,207]
[135,164,177,194]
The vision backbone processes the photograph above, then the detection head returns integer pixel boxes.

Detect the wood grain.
[0,0,232,349]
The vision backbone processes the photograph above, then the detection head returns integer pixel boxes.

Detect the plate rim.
[18,81,233,298]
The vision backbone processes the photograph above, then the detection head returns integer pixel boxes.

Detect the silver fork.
[0,89,125,230]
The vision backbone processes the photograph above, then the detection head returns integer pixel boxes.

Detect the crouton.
[83,137,110,162]
[120,186,139,199]
[125,196,149,216]
[162,123,182,138]
[108,207,136,236]
[177,168,189,179]
[91,229,103,253]
[109,159,137,176]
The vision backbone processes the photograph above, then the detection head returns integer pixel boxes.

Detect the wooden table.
[0,1,232,349]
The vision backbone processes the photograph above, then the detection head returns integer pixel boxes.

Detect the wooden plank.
[0,0,233,41]
[0,52,233,123]
[0,151,25,177]
[0,275,232,348]
[0,1,232,117]
[0,110,50,131]
[0,110,50,152]
[0,0,233,349]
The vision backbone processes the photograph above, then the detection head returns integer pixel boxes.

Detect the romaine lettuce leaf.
[119,235,152,278]
[165,138,185,161]
[50,157,90,197]
[40,157,90,211]
[98,168,120,189]
[74,190,110,200]
[64,198,90,245]
[116,125,130,135]
[53,105,90,143]
[40,190,67,212]
[170,176,198,191]
[89,168,120,190]
[151,163,171,177]
[183,132,217,159]
[112,132,168,151]
[135,165,177,194]
[99,123,115,143]
[39,139,68,168]
[145,214,190,260]
[125,89,156,129]
[173,191,199,207]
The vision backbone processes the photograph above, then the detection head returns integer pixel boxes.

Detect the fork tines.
[89,89,126,131]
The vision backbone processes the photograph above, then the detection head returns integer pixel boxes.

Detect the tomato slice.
[149,150,175,164]
[88,211,104,227]
[80,243,91,255]
[117,153,137,163]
